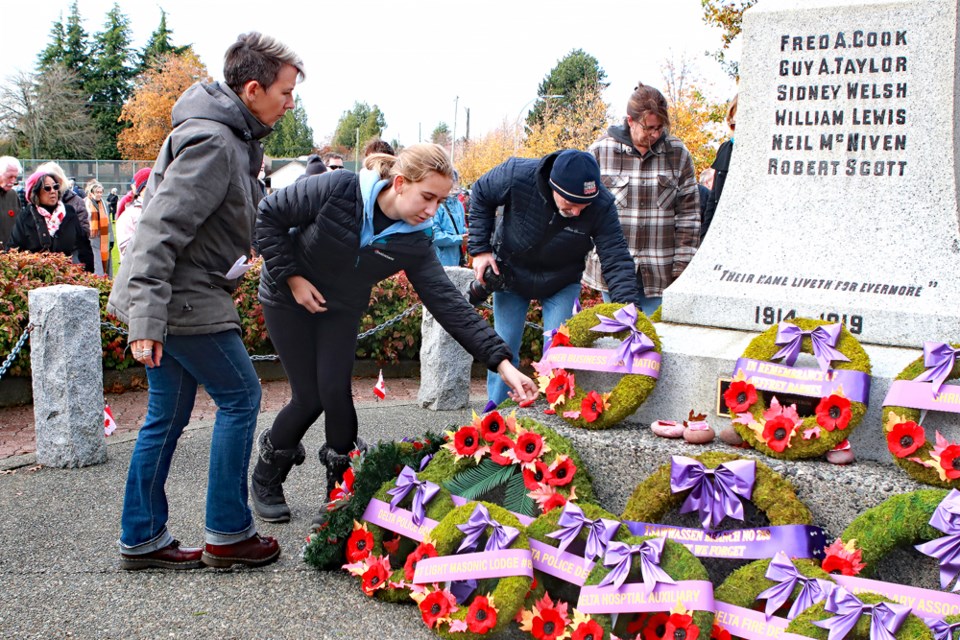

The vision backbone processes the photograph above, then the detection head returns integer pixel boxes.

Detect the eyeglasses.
[634,123,664,134]
[41,184,60,193]
[328,165,344,170]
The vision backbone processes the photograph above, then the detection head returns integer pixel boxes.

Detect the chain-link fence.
[19,159,152,196]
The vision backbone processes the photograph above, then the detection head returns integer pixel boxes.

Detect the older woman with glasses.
[8,170,94,272]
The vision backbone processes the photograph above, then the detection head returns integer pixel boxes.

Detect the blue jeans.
[486,282,582,406]
[119,330,262,553]
[601,290,662,317]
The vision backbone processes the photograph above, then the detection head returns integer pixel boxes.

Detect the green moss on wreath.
[423,502,532,640]
[649,305,662,323]
[583,534,713,640]
[715,557,832,610]
[364,477,456,603]
[882,345,960,488]
[837,489,945,573]
[786,593,933,640]
[621,452,813,527]
[735,318,870,459]
[555,302,662,430]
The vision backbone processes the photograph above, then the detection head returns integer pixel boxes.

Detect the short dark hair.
[322,153,344,163]
[223,32,305,95]
[363,139,395,157]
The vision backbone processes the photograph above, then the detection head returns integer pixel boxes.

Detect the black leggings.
[262,304,363,454]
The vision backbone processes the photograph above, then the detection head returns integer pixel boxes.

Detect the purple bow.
[597,538,676,593]
[756,551,833,619]
[915,489,960,591]
[926,617,960,640]
[386,466,440,527]
[590,303,655,371]
[572,298,582,315]
[772,322,850,372]
[670,456,756,530]
[545,503,621,561]
[456,503,519,553]
[914,342,960,395]
[813,587,910,640]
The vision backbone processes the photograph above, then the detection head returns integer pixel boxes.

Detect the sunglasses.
[41,183,61,193]
[328,165,344,170]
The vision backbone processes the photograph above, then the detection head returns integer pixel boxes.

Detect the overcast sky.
[4,0,740,148]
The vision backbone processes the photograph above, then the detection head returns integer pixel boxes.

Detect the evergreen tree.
[332,102,386,149]
[140,9,191,72]
[87,3,137,159]
[62,1,90,88]
[264,96,315,157]
[431,122,451,148]
[526,49,607,128]
[37,15,67,69]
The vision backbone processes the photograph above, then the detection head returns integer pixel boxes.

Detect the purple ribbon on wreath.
[589,303,655,372]
[386,466,440,526]
[813,586,910,640]
[914,342,960,395]
[756,551,833,619]
[670,456,756,530]
[597,537,676,593]
[545,502,620,561]
[772,322,850,372]
[915,489,960,591]
[456,503,520,553]
[926,617,960,640]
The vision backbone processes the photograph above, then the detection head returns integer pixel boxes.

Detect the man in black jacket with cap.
[468,149,639,409]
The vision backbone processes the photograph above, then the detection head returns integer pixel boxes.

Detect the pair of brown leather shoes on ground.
[120,534,280,570]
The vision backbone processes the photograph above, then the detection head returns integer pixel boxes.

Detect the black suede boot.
[317,437,368,501]
[251,430,306,523]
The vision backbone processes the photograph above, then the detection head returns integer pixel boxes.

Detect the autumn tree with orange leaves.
[118,51,210,159]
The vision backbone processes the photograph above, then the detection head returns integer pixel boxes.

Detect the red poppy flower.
[545,370,574,405]
[643,612,671,640]
[515,431,545,463]
[480,411,507,442]
[627,613,650,635]
[724,380,758,413]
[361,560,389,596]
[346,526,374,563]
[816,394,852,431]
[550,331,572,348]
[489,435,516,465]
[382,531,401,556]
[523,460,552,490]
[941,444,960,480]
[454,426,481,457]
[330,466,356,503]
[541,491,567,514]
[419,589,455,628]
[663,613,699,640]
[466,595,498,634]
[547,456,576,487]
[580,390,606,423]
[762,415,796,452]
[711,623,732,640]
[572,618,604,640]
[821,538,865,576]
[6,210,14,217]
[531,606,567,640]
[404,541,438,581]
[887,421,925,458]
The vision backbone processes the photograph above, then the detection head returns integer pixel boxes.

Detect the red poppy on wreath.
[627,612,650,635]
[382,531,401,556]
[821,538,865,576]
[724,380,758,413]
[404,540,438,581]
[663,613,700,640]
[815,394,852,431]
[480,411,508,441]
[571,617,604,640]
[361,556,391,596]
[643,612,671,640]
[489,435,516,465]
[580,390,610,423]
[346,521,374,563]
[940,444,960,480]
[416,588,457,628]
[711,623,732,640]
[887,420,925,458]
[540,490,568,514]
[544,369,576,406]
[454,425,482,457]
[762,415,796,452]
[523,460,553,490]
[329,466,356,504]
[515,429,546,463]
[549,325,572,349]
[546,455,576,487]
[466,595,498,634]
[531,605,568,640]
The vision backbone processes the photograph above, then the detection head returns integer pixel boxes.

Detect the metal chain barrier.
[0,323,33,383]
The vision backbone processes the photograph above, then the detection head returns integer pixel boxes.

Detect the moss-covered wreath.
[731,318,870,459]
[582,534,714,640]
[349,475,457,603]
[882,344,960,488]
[538,302,661,430]
[786,592,933,640]
[419,413,595,518]
[715,556,833,617]
[621,452,813,528]
[410,501,532,639]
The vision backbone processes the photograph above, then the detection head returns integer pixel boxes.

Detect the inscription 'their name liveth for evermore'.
[768,29,909,178]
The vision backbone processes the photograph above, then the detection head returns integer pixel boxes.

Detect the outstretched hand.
[497,360,538,405]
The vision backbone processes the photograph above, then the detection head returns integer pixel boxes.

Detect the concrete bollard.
[418,266,476,411]
[29,284,107,468]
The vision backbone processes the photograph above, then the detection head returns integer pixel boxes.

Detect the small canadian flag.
[104,404,117,436]
[373,369,387,400]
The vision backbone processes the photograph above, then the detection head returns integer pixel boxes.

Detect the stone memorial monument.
[639,0,960,461]
[418,266,476,411]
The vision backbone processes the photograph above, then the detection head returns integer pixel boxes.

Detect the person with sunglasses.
[323,152,345,170]
[8,171,94,272]
[583,82,701,316]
